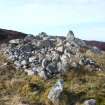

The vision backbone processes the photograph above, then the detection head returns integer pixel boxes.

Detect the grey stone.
[66,30,75,42]
[14,61,21,69]
[48,79,64,105]
[42,58,50,68]
[60,54,70,72]
[56,46,64,53]
[57,62,62,73]
[29,56,35,63]
[37,67,47,79]
[46,62,58,75]
[91,46,101,54]
[75,38,87,47]
[9,39,20,44]
[52,52,60,62]
[21,60,27,66]
[24,69,34,76]
[84,99,96,105]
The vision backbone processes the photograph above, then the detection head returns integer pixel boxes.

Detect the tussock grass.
[0,52,105,105]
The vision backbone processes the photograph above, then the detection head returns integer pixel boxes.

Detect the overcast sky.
[0,0,105,41]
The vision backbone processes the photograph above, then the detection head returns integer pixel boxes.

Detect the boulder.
[24,69,34,76]
[48,79,64,105]
[84,99,96,105]
[52,52,60,62]
[29,56,35,63]
[60,54,70,64]
[60,54,70,72]
[57,62,62,73]
[9,39,20,44]
[91,46,101,54]
[21,60,27,66]
[37,67,47,80]
[42,58,50,68]
[56,46,64,53]
[66,30,75,42]
[56,38,63,46]
[46,62,58,75]
[14,61,21,69]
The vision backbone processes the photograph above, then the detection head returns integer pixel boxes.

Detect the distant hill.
[0,28,27,43]
[0,28,105,51]
[85,40,105,51]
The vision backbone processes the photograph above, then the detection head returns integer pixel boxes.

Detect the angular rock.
[21,60,27,66]
[91,46,101,54]
[37,67,47,79]
[48,79,64,105]
[66,30,75,42]
[56,46,64,53]
[24,69,34,76]
[42,58,50,68]
[52,52,60,62]
[46,62,58,75]
[9,39,20,44]
[60,54,71,72]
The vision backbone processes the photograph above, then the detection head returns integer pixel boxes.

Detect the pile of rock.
[2,31,101,79]
[79,56,101,71]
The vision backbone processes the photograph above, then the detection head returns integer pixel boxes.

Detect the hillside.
[0,28,27,43]
[0,30,105,105]
[0,28,105,51]
[85,40,105,51]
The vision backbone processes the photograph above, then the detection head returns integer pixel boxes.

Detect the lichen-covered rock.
[48,79,64,105]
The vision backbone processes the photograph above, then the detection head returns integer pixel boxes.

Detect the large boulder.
[48,79,64,105]
[66,30,75,42]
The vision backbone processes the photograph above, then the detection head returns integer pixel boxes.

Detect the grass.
[0,51,105,105]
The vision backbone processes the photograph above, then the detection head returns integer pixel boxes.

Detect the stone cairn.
[1,31,101,79]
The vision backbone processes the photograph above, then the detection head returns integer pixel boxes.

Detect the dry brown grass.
[0,52,105,105]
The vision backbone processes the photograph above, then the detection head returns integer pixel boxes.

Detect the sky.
[0,0,105,41]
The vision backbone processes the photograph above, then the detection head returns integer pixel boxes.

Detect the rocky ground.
[0,30,105,105]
